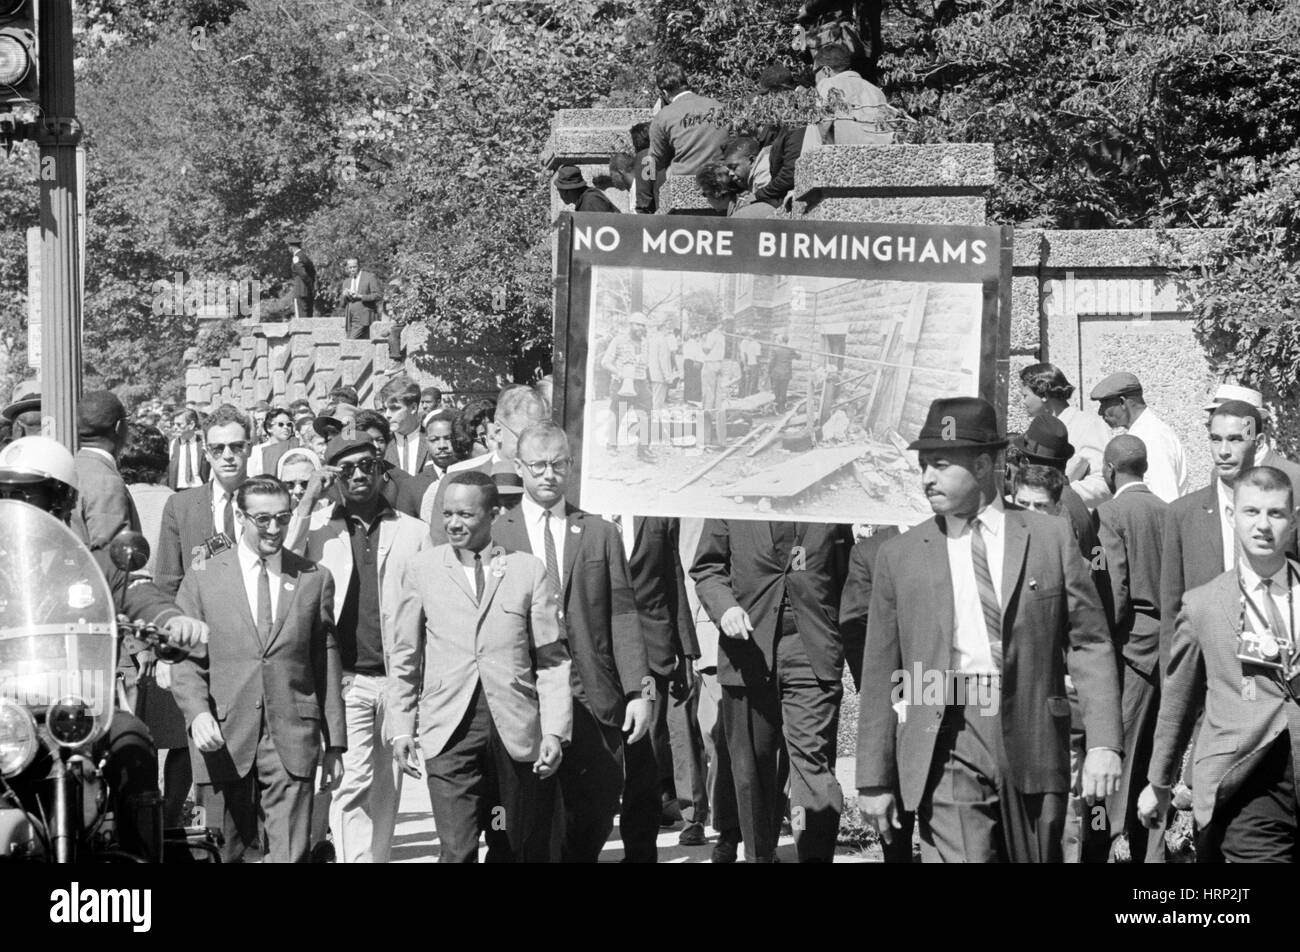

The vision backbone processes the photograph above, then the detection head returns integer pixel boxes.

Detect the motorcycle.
[0,500,211,862]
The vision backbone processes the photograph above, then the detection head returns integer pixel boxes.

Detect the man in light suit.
[71,390,141,553]
[692,517,854,862]
[168,408,210,491]
[290,434,429,863]
[857,397,1123,862]
[390,472,572,862]
[1095,435,1169,862]
[170,475,346,863]
[341,257,383,340]
[423,386,549,542]
[1140,466,1300,861]
[492,422,654,862]
[646,317,678,446]
[155,405,253,597]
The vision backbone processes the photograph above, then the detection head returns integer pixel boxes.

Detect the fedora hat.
[553,165,587,190]
[314,403,357,438]
[908,397,1007,452]
[1014,414,1075,465]
[1,379,40,422]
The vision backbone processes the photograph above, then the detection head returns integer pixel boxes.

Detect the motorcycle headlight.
[0,698,38,777]
[47,696,97,748]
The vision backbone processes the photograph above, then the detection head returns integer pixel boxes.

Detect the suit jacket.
[255,437,300,479]
[291,503,430,675]
[385,432,435,478]
[71,448,141,553]
[646,333,676,385]
[425,454,495,545]
[388,545,573,761]
[691,520,853,687]
[649,91,728,176]
[167,438,211,491]
[855,508,1122,806]
[1148,567,1298,827]
[839,525,902,690]
[627,517,699,675]
[342,270,382,337]
[573,187,620,213]
[170,548,345,783]
[753,124,803,207]
[634,147,658,214]
[1097,484,1168,676]
[492,503,651,727]
[380,465,425,519]
[154,482,221,597]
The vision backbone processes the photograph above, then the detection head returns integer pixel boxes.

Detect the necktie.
[181,440,193,486]
[474,553,485,603]
[223,494,236,541]
[1260,578,1291,649]
[969,518,1003,668]
[543,510,563,613]
[256,560,273,644]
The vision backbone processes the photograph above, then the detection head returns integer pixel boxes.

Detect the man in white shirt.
[1018,362,1113,508]
[1089,372,1187,503]
[700,319,729,448]
[379,374,431,476]
[168,408,209,491]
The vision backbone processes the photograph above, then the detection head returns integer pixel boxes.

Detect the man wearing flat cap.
[289,433,429,862]
[554,165,621,214]
[1089,372,1187,503]
[856,396,1123,862]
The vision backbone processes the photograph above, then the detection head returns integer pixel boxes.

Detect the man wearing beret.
[1089,372,1187,503]
[856,396,1123,862]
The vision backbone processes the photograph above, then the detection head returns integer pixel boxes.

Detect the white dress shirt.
[392,431,420,476]
[173,438,204,489]
[702,329,726,363]
[211,482,236,537]
[1126,407,1188,503]
[1216,479,1236,573]
[457,544,492,597]
[604,513,637,562]
[945,498,1006,675]
[521,494,567,584]
[1058,405,1113,509]
[236,543,282,624]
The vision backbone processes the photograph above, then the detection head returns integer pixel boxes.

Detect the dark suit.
[856,506,1123,863]
[385,431,435,478]
[753,125,804,208]
[572,187,620,213]
[691,520,853,861]
[72,448,141,553]
[491,503,652,862]
[170,547,344,862]
[155,483,222,598]
[167,437,210,491]
[341,270,382,339]
[380,465,425,520]
[1149,566,1300,861]
[1096,483,1169,862]
[622,516,706,858]
[840,525,913,863]
[292,250,316,318]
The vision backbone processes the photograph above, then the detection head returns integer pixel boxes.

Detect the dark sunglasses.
[206,441,250,457]
[245,511,293,529]
[338,458,381,478]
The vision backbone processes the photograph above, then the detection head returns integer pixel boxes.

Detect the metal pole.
[36,0,81,449]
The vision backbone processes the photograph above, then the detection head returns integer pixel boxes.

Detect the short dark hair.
[1013,464,1066,504]
[453,399,495,459]
[723,136,760,160]
[1208,399,1263,435]
[697,162,741,200]
[654,62,689,93]
[172,408,199,427]
[610,152,637,176]
[1019,363,1076,402]
[205,404,251,440]
[813,43,852,73]
[119,425,170,485]
[1234,465,1295,509]
[288,398,313,415]
[420,386,443,403]
[758,64,796,92]
[78,390,128,440]
[379,375,420,407]
[263,406,293,434]
[354,408,391,441]
[630,121,651,152]
[445,470,499,512]
[328,385,359,407]
[235,475,290,511]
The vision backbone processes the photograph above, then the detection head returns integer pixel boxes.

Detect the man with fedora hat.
[1089,372,1186,503]
[289,430,429,863]
[287,237,316,319]
[856,396,1123,862]
[601,312,657,463]
[1203,382,1300,487]
[2,379,42,440]
[554,165,621,213]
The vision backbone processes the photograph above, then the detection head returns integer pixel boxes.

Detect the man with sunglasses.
[155,404,254,597]
[169,475,346,863]
[493,422,654,862]
[290,435,429,863]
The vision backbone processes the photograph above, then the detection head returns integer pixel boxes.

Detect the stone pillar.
[542,108,650,218]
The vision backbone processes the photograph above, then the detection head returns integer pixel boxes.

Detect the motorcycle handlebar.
[115,616,191,663]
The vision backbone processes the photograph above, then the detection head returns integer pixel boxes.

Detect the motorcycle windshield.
[0,501,117,741]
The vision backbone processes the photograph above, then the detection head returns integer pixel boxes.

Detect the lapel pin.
[570,524,581,535]
[1027,578,1038,590]
[284,582,295,591]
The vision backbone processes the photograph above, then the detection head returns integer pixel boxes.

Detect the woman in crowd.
[249,405,298,475]
[453,398,496,462]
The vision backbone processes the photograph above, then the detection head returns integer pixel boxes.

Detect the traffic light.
[0,0,38,123]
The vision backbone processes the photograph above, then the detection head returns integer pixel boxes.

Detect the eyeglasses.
[245,511,293,529]
[338,458,381,479]
[519,458,570,477]
[206,441,250,457]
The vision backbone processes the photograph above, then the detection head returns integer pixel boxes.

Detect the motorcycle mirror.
[109,531,151,573]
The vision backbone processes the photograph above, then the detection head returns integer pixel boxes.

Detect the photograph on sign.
[557,215,1011,526]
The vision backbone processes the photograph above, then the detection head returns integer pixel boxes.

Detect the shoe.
[711,831,740,864]
[679,822,707,847]
[309,839,336,863]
